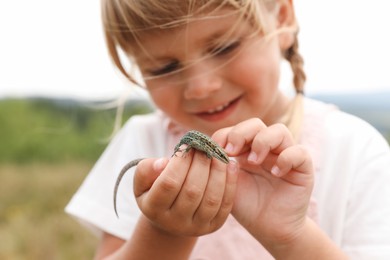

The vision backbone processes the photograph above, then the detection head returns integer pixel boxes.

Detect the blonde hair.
[101,0,306,138]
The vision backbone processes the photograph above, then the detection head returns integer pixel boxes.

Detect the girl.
[66,0,390,259]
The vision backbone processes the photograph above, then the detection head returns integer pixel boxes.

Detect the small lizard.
[113,130,229,217]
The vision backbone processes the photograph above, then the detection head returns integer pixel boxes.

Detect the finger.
[248,123,294,165]
[271,145,314,186]
[192,157,228,224]
[211,127,232,148]
[133,158,167,197]
[211,160,239,229]
[236,152,278,175]
[140,150,193,214]
[171,150,212,217]
[213,118,266,156]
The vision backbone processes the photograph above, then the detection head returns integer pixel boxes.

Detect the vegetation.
[0,98,153,163]
[0,98,152,259]
[0,162,97,259]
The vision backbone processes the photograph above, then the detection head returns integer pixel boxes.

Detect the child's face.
[134,9,290,135]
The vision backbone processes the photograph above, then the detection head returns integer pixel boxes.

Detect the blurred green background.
[0,94,389,259]
[0,98,152,259]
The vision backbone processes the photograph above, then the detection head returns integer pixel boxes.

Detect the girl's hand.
[213,118,314,245]
[132,149,238,237]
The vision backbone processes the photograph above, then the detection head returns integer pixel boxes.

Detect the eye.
[148,60,180,76]
[211,41,240,56]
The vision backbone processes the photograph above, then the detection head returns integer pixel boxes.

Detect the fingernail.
[153,158,166,171]
[271,165,281,177]
[225,143,234,154]
[247,151,258,163]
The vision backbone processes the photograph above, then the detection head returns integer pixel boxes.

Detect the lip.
[195,96,241,122]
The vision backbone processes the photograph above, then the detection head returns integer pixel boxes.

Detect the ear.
[276,0,296,51]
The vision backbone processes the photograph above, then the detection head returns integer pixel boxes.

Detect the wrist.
[139,214,198,244]
[117,215,197,260]
[262,217,348,259]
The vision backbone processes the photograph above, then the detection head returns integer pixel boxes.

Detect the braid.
[284,35,306,94]
[281,35,306,139]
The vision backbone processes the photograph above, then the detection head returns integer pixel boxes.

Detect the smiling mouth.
[197,96,241,116]
[207,101,231,114]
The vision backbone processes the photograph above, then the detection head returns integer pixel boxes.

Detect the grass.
[0,162,98,259]
[0,98,152,259]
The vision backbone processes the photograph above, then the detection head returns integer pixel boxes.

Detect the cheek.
[149,90,167,108]
[149,88,181,114]
[231,52,281,91]
[231,40,281,84]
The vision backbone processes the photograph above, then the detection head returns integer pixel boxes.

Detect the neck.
[263,92,292,126]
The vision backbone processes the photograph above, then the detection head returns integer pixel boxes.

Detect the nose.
[183,63,222,99]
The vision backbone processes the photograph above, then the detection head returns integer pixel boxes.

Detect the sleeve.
[342,127,390,259]
[65,113,167,240]
[319,111,390,259]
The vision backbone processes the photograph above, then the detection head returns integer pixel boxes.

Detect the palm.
[232,163,312,238]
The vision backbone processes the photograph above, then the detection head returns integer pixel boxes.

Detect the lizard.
[113,130,230,217]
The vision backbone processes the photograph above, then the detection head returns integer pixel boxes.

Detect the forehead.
[132,10,251,62]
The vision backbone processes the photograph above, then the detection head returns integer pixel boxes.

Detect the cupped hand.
[213,118,314,244]
[133,149,238,237]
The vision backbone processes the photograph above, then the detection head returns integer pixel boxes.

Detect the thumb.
[133,157,169,198]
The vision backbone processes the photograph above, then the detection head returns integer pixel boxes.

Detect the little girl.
[66,0,390,259]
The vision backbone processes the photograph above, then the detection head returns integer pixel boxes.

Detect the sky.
[0,0,389,100]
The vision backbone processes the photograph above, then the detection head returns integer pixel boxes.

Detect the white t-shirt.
[66,98,390,259]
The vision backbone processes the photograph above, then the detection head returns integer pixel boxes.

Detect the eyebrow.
[134,16,250,64]
[136,32,238,64]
